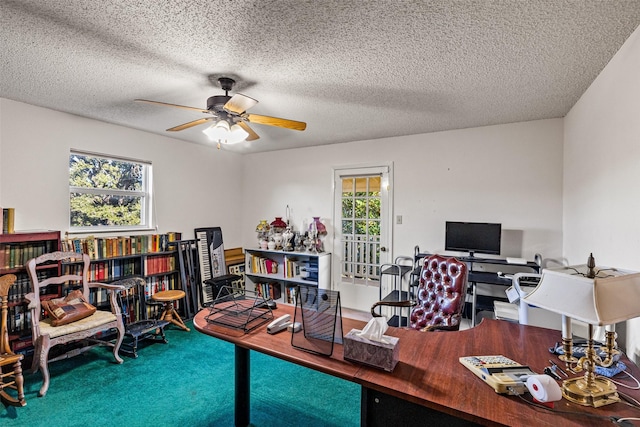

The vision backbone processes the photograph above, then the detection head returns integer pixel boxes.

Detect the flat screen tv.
[445,221,502,256]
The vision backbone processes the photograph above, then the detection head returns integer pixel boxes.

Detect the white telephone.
[267,314,291,334]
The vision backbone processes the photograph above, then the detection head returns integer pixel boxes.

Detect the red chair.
[371,254,468,331]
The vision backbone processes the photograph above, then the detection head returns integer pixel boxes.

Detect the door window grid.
[340,175,381,287]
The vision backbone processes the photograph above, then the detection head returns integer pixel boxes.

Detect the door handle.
[380,247,387,252]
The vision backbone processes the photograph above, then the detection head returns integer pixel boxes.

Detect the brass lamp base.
[562,377,620,408]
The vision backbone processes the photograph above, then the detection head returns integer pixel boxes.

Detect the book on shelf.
[285,286,297,304]
[283,257,318,280]
[144,275,177,298]
[249,253,279,275]
[1,207,15,234]
[255,282,282,301]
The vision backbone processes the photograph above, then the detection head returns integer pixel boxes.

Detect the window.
[69,151,153,232]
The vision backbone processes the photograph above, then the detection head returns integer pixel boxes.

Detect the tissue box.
[343,328,400,372]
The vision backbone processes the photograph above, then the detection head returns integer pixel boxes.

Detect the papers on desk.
[506,257,527,265]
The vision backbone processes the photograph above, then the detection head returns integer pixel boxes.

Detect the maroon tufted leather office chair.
[371,254,468,332]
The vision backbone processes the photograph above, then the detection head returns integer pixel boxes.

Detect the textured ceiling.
[1,1,639,154]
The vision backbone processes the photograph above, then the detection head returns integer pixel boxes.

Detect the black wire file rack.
[291,286,343,356]
[204,286,274,333]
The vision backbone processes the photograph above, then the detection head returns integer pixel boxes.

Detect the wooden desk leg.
[235,346,250,427]
[360,387,369,427]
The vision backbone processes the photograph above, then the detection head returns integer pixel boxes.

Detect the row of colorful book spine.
[61,232,182,260]
[0,240,57,269]
[248,254,279,275]
[6,304,32,340]
[144,254,176,275]
[6,271,48,303]
[254,282,282,301]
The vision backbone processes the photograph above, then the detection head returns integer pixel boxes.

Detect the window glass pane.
[354,198,368,218]
[355,177,367,197]
[342,198,354,218]
[69,151,151,231]
[70,154,143,190]
[354,220,368,235]
[368,202,380,219]
[341,178,355,195]
[368,176,381,192]
[368,220,381,236]
[70,193,142,227]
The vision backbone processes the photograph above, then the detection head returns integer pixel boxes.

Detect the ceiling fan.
[135,77,306,148]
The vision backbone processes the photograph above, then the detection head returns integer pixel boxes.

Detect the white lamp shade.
[229,123,249,143]
[523,265,640,325]
[202,120,249,144]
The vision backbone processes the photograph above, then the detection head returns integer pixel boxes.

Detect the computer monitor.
[445,221,501,257]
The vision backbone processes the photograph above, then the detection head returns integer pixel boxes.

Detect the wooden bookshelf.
[61,233,184,322]
[0,230,61,355]
[0,231,185,354]
[244,248,330,305]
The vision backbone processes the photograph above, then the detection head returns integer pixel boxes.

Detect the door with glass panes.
[333,165,392,310]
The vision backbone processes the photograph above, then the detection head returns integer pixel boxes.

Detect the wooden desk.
[194,306,640,427]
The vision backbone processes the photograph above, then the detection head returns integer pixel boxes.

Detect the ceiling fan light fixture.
[202,119,248,145]
[139,75,306,145]
[229,123,249,143]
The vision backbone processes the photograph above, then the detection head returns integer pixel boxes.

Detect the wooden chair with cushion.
[0,274,26,406]
[371,254,468,332]
[25,251,125,397]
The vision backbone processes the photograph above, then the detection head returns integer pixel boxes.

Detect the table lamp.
[522,254,640,407]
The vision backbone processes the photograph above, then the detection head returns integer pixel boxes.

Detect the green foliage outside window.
[341,192,381,236]
[69,153,149,228]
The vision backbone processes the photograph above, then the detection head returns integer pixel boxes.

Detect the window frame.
[68,150,154,234]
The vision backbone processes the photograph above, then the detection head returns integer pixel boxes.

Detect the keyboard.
[459,355,535,395]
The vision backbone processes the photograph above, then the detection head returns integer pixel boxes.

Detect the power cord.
[601,367,640,391]
[507,386,630,425]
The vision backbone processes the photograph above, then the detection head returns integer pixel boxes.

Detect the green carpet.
[1,322,360,427]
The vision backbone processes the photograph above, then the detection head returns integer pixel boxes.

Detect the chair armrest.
[88,282,125,316]
[420,324,460,332]
[88,282,125,292]
[370,300,416,317]
[106,277,146,291]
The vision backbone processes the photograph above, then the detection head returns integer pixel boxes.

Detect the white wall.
[0,99,245,244]
[242,119,565,309]
[564,26,640,359]
[1,83,569,316]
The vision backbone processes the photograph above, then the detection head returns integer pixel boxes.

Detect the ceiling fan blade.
[167,117,214,131]
[135,99,210,114]
[246,114,307,131]
[237,121,260,141]
[224,94,258,114]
